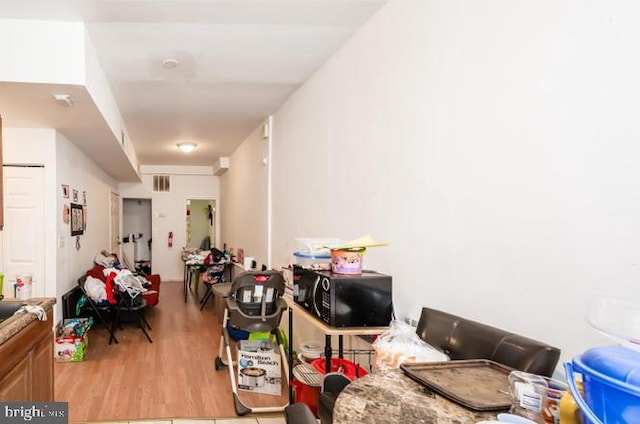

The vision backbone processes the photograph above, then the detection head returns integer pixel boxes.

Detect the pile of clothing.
[83,267,150,306]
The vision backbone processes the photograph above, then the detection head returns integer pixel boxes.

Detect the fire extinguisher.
[168,231,174,248]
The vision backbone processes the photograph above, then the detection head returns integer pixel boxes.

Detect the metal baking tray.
[400,359,513,411]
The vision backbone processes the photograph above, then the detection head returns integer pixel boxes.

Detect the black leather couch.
[286,306,561,424]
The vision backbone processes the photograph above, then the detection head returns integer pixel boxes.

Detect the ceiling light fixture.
[177,142,197,153]
[53,94,74,107]
[162,58,179,69]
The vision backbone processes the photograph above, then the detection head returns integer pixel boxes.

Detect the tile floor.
[85,418,286,424]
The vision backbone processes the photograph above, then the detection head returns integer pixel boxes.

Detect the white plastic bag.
[372,319,449,371]
[84,275,107,303]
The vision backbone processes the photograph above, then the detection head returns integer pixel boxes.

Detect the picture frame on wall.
[72,189,79,203]
[62,184,69,199]
[70,203,84,236]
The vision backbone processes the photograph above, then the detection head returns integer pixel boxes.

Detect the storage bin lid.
[293,251,330,259]
[577,345,640,386]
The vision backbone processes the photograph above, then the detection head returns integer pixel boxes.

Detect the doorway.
[2,165,45,298]
[122,198,152,273]
[186,199,216,249]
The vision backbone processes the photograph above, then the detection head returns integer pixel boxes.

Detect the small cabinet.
[0,307,54,401]
[0,355,30,401]
[32,334,54,401]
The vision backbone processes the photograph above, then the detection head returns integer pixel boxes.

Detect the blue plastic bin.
[565,345,640,424]
[227,321,249,340]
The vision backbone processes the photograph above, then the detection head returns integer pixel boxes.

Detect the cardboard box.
[55,334,89,362]
[237,340,281,396]
[55,318,91,362]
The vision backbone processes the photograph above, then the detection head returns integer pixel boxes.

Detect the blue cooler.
[564,345,640,423]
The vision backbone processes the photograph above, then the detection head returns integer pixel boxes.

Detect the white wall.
[119,169,220,281]
[83,25,139,173]
[1,127,117,322]
[0,19,85,84]
[219,122,269,267]
[265,0,640,366]
[55,132,118,322]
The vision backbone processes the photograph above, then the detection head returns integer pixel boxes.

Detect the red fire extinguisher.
[168,231,173,248]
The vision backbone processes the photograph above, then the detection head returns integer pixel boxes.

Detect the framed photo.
[72,189,79,203]
[70,203,84,236]
[62,185,69,199]
[82,190,87,206]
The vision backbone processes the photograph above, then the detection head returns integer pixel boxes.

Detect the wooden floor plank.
[54,280,288,423]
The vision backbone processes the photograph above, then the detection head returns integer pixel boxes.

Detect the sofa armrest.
[144,274,161,292]
[492,335,560,377]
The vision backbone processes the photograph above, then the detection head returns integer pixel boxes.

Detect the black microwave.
[293,267,393,327]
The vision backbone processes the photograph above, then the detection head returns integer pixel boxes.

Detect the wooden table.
[285,297,388,373]
[333,368,499,424]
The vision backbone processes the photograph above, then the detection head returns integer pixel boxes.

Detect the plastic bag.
[372,319,449,371]
[84,275,107,303]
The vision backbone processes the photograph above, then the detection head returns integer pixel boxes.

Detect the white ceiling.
[0,0,388,175]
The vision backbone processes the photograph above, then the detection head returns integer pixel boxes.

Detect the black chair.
[286,373,350,424]
[317,373,351,423]
[111,289,153,343]
[199,263,226,311]
[77,276,119,345]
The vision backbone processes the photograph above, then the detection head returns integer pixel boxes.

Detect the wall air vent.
[152,175,171,193]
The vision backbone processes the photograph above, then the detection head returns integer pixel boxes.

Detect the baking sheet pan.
[400,359,513,411]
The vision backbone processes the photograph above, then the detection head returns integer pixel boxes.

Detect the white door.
[110,191,120,256]
[2,166,45,298]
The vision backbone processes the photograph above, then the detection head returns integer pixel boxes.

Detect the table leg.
[338,335,344,359]
[226,262,233,282]
[183,263,188,303]
[288,307,294,403]
[325,334,332,373]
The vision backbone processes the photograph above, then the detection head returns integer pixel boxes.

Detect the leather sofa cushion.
[415,307,560,377]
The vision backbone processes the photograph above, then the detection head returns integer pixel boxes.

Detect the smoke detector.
[162,58,179,69]
[53,94,73,107]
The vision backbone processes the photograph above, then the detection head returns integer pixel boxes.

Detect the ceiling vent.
[152,175,171,193]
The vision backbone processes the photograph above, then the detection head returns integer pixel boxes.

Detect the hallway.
[55,280,288,423]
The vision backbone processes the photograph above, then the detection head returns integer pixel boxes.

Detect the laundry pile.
[182,246,208,265]
[83,267,150,306]
[103,268,150,304]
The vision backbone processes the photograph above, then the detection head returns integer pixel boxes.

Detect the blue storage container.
[565,345,640,424]
[227,321,249,340]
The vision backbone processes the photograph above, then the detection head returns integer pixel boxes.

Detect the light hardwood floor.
[55,280,289,423]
